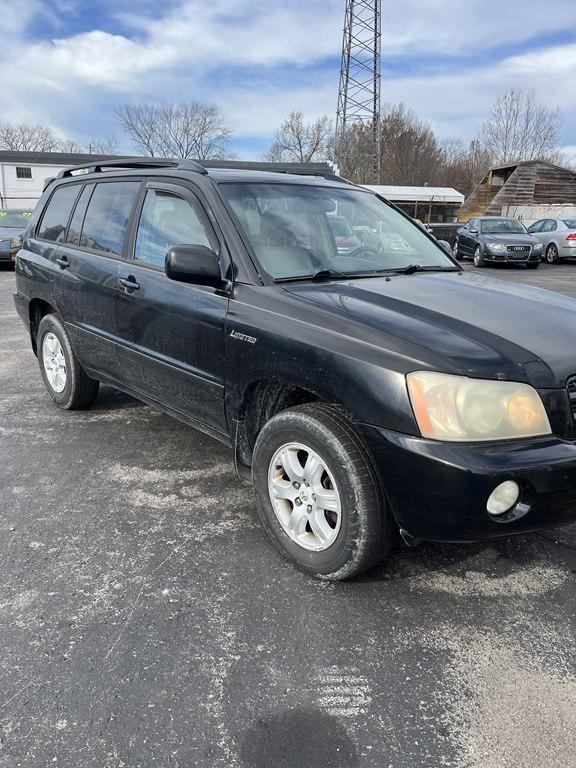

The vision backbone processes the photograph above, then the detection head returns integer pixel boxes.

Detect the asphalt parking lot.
[2,261,576,768]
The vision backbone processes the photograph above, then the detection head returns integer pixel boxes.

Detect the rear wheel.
[546,244,559,264]
[473,246,486,268]
[37,314,99,409]
[252,404,394,580]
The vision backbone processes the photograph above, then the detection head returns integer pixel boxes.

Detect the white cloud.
[0,0,573,153]
[377,0,576,55]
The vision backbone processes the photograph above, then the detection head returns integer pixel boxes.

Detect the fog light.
[487,481,520,516]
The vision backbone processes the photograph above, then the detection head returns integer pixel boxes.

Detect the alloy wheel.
[42,332,67,393]
[547,245,558,263]
[268,442,342,551]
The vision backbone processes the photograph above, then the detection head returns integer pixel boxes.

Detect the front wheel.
[37,314,99,409]
[473,246,486,268]
[252,404,394,580]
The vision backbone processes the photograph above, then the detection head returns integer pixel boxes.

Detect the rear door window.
[67,185,94,246]
[37,184,81,243]
[80,181,140,256]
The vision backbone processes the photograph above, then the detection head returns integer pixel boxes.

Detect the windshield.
[564,219,576,229]
[481,218,527,235]
[220,183,454,280]
[0,210,32,228]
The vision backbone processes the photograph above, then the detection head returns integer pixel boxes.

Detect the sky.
[1,0,575,161]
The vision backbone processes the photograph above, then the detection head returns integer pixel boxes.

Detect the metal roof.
[363,185,465,203]
[0,150,118,166]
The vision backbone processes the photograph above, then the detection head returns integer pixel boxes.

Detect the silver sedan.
[527,217,576,263]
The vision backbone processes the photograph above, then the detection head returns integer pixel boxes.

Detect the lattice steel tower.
[335,0,382,182]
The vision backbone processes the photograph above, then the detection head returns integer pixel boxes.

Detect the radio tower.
[335,0,382,182]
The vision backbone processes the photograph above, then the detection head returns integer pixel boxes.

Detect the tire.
[252,403,394,580]
[473,246,486,268]
[452,239,464,261]
[37,313,99,409]
[546,244,559,264]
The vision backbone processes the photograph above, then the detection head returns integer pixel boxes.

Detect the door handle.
[118,276,140,292]
[56,256,69,269]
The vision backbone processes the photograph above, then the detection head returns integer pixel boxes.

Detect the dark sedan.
[455,216,542,268]
[0,210,33,266]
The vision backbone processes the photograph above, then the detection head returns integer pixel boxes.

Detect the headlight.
[532,242,543,252]
[10,234,22,249]
[485,241,507,251]
[406,371,551,441]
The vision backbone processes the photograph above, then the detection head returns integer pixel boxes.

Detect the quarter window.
[37,184,81,243]
[80,182,140,255]
[134,189,212,267]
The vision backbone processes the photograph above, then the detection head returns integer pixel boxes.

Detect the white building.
[0,151,113,207]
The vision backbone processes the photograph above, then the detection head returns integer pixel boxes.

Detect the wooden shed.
[458,160,576,222]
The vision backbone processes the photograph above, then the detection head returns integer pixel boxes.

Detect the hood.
[0,226,22,241]
[479,233,537,245]
[284,271,576,387]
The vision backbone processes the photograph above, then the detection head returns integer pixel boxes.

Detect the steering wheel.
[342,244,380,259]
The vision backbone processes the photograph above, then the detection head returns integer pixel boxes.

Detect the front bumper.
[0,245,15,262]
[362,425,576,542]
[484,246,541,263]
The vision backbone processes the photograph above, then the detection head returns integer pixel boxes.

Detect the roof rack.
[302,171,354,185]
[56,157,208,179]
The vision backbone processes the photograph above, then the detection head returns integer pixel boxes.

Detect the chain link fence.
[426,223,461,246]
[0,196,39,211]
[391,200,462,226]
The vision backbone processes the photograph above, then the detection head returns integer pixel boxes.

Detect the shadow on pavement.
[240,707,360,768]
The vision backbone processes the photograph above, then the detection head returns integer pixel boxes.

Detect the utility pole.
[335,0,382,183]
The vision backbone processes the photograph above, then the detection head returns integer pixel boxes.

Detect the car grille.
[506,245,531,260]
[567,376,576,417]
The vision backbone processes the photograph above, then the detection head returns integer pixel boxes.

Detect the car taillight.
[567,233,576,241]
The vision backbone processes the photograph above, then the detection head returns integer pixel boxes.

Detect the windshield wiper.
[275,269,366,283]
[274,265,459,283]
[390,264,460,275]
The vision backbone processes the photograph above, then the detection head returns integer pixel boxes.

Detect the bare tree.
[0,122,63,151]
[58,138,81,153]
[86,136,119,155]
[437,138,494,195]
[114,102,232,159]
[264,112,333,163]
[481,88,562,164]
[379,104,443,186]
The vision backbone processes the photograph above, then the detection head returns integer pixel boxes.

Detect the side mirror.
[165,244,222,287]
[437,240,452,254]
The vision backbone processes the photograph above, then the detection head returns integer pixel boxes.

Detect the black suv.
[14,158,576,580]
